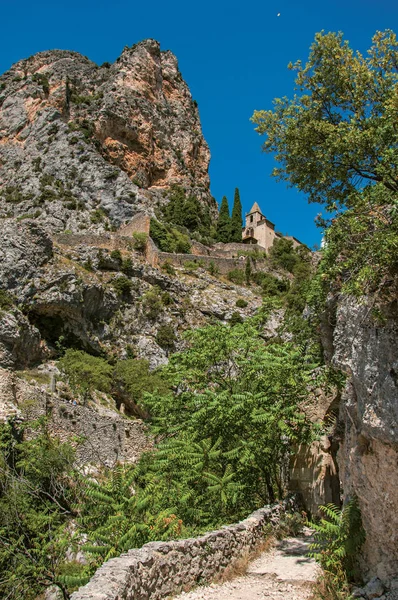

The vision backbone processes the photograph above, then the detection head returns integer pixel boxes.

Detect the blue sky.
[1,0,397,247]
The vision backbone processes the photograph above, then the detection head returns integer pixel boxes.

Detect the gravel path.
[174,528,320,600]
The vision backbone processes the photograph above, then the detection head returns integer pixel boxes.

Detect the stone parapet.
[71,497,298,600]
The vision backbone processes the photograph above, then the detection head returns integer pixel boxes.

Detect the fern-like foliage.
[309,497,366,587]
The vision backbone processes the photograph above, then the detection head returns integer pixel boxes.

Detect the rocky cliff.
[328,296,398,583]
[0,40,215,232]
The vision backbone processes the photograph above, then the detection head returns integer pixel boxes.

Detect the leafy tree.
[113,358,169,413]
[58,350,113,401]
[216,196,231,243]
[150,219,191,253]
[269,238,298,273]
[0,419,88,600]
[77,465,182,566]
[141,321,316,516]
[230,188,243,242]
[252,30,398,211]
[252,30,398,297]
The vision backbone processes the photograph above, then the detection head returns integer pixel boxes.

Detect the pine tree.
[216,196,231,243]
[231,188,243,242]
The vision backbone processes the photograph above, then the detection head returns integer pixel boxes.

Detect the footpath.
[174,528,319,600]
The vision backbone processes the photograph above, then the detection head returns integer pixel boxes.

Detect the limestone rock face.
[0,219,53,290]
[0,41,214,233]
[331,296,398,583]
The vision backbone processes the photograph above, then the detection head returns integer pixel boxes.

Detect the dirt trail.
[174,528,320,600]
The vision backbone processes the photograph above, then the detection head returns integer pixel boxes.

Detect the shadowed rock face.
[331,297,398,583]
[0,40,215,233]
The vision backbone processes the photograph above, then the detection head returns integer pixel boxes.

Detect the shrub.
[309,498,366,591]
[161,261,176,276]
[229,311,244,326]
[90,209,107,224]
[113,358,169,408]
[0,289,14,311]
[227,269,245,285]
[156,324,177,352]
[132,232,148,252]
[236,298,248,308]
[110,249,122,262]
[113,276,133,297]
[121,257,133,275]
[269,238,298,273]
[252,272,290,297]
[150,219,191,254]
[207,261,219,276]
[142,287,163,320]
[58,349,113,398]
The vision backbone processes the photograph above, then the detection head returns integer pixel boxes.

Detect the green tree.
[251,30,398,211]
[142,321,316,513]
[58,350,113,402]
[252,29,398,297]
[0,419,88,600]
[230,188,243,242]
[216,196,231,243]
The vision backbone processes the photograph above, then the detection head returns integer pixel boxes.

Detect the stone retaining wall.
[0,369,151,467]
[71,497,298,600]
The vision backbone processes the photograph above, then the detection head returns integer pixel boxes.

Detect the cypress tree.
[216,196,231,243]
[231,188,243,242]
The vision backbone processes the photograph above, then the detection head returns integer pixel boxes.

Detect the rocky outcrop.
[330,296,398,583]
[0,40,215,233]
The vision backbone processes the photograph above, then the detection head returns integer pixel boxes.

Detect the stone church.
[242,202,302,251]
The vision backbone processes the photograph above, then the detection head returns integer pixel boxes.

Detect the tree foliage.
[140,321,317,518]
[216,196,231,242]
[231,188,243,242]
[309,498,365,591]
[0,419,87,600]
[252,30,398,211]
[252,29,398,297]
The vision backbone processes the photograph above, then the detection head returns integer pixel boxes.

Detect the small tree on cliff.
[231,188,243,242]
[216,196,231,243]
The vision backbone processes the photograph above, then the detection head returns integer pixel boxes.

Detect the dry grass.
[215,535,276,584]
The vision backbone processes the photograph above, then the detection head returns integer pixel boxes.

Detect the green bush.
[269,238,298,273]
[161,261,176,276]
[207,261,219,276]
[142,287,163,320]
[113,358,169,408]
[236,298,248,308]
[0,289,14,311]
[90,209,107,224]
[156,324,177,352]
[150,219,191,254]
[227,269,245,285]
[309,498,365,592]
[229,311,244,326]
[58,349,113,398]
[113,276,133,297]
[110,249,122,262]
[121,257,133,275]
[132,232,148,252]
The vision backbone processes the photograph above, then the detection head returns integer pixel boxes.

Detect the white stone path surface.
[174,529,320,600]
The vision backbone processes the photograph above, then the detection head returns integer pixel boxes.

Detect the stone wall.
[71,498,298,600]
[118,213,151,237]
[54,233,135,252]
[0,369,151,467]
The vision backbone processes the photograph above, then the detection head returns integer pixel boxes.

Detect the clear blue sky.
[1,0,397,247]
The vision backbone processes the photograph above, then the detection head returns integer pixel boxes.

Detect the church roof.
[248,202,262,214]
